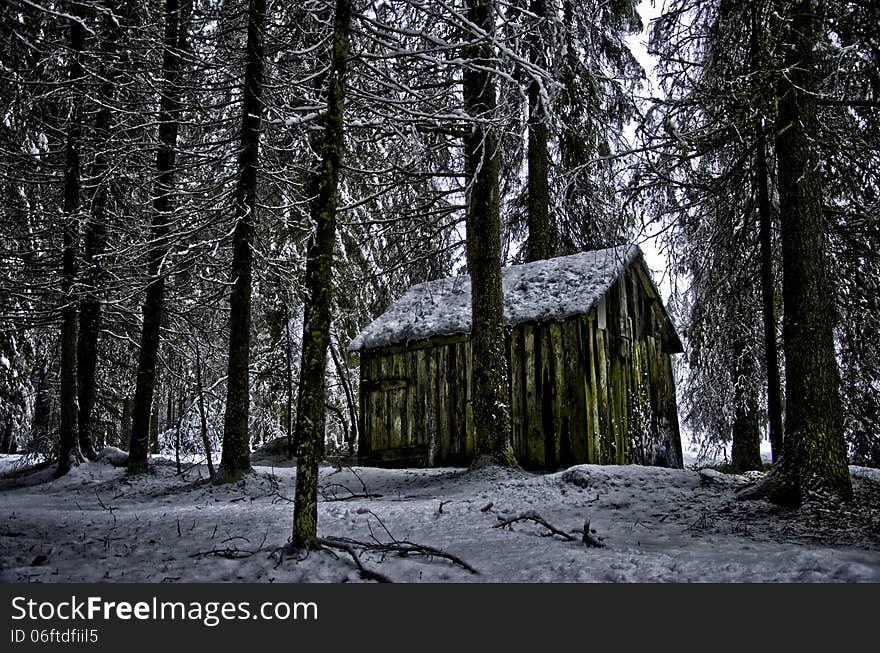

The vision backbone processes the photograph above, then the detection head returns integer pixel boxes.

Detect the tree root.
[736,463,801,507]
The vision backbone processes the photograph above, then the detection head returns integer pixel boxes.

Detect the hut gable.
[349,245,671,352]
[350,244,684,471]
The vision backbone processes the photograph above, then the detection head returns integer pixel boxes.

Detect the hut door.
[365,378,408,450]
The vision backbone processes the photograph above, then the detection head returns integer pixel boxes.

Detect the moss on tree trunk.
[742,0,852,504]
[291,0,351,550]
[463,0,514,468]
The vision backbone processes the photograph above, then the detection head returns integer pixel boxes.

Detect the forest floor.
[0,448,878,583]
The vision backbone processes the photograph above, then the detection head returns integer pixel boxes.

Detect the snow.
[0,453,45,475]
[95,447,129,467]
[852,466,880,483]
[349,244,641,351]
[1,453,877,583]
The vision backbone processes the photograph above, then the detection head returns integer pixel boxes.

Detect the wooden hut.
[348,245,684,470]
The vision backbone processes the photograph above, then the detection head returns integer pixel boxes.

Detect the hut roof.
[349,244,670,352]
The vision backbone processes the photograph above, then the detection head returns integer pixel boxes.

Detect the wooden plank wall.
[358,338,474,467]
[358,263,683,469]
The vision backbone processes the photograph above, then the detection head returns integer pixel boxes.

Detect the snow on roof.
[349,244,642,351]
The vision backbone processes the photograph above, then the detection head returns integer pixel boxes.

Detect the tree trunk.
[329,339,358,457]
[166,387,173,434]
[120,397,132,450]
[77,1,124,462]
[0,420,14,455]
[755,125,784,463]
[174,388,185,474]
[128,0,192,474]
[194,341,215,479]
[174,411,182,474]
[150,397,160,454]
[291,0,351,550]
[56,10,86,478]
[284,307,295,459]
[751,2,784,464]
[743,0,853,504]
[731,403,762,473]
[217,0,267,483]
[462,0,514,467]
[526,0,553,262]
[730,344,763,472]
[32,358,52,447]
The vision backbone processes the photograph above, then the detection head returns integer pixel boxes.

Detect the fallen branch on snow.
[327,509,477,575]
[319,467,382,502]
[319,535,479,575]
[275,508,479,582]
[580,519,606,548]
[189,547,254,560]
[319,483,382,501]
[494,510,575,540]
[315,538,393,583]
[494,510,605,547]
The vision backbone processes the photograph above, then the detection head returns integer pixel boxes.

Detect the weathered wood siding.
[358,261,683,469]
[358,336,473,467]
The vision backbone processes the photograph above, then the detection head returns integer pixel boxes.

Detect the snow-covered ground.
[1,450,877,583]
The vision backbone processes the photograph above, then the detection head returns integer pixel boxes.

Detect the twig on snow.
[95,490,116,527]
[190,547,254,560]
[322,535,479,575]
[494,510,576,541]
[319,482,382,502]
[494,511,607,547]
[580,519,606,548]
[319,467,382,501]
[315,537,393,583]
[190,530,268,560]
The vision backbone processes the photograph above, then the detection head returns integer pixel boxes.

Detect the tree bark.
[329,338,358,457]
[217,0,266,483]
[751,2,784,464]
[526,0,553,262]
[120,397,132,450]
[731,345,763,472]
[755,124,784,463]
[56,9,86,478]
[76,0,125,462]
[128,0,192,474]
[463,0,514,467]
[284,307,295,459]
[743,0,853,504]
[291,0,351,550]
[150,396,160,453]
[32,358,52,447]
[194,341,215,479]
[166,386,173,435]
[0,420,14,455]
